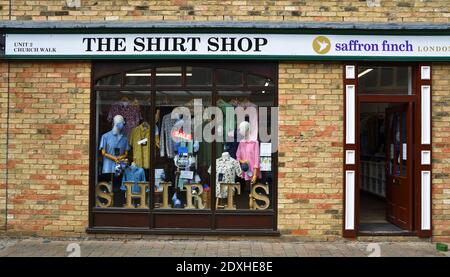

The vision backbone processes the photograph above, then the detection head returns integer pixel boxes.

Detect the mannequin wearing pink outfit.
[236,121,261,185]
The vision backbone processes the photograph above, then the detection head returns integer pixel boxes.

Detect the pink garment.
[236,140,261,181]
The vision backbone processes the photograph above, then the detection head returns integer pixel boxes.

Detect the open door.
[385,103,413,231]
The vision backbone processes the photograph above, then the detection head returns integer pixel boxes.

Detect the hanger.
[230,98,240,106]
[155,109,160,123]
[120,95,130,102]
[132,98,139,106]
[142,121,150,129]
[217,98,226,105]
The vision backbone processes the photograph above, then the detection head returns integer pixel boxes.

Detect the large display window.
[89,61,278,233]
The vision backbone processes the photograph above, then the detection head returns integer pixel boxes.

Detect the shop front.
[0,22,449,240]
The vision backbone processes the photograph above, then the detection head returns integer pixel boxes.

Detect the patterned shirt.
[107,101,143,135]
[208,155,242,198]
[159,113,178,158]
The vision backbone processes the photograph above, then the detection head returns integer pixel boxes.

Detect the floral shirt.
[208,155,242,198]
[107,101,142,135]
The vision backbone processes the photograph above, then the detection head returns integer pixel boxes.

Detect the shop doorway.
[358,102,414,234]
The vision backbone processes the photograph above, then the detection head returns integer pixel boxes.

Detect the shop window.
[125,69,152,87]
[358,66,412,95]
[156,66,182,86]
[154,90,212,209]
[216,90,275,210]
[91,62,277,231]
[186,67,212,86]
[94,90,152,208]
[96,73,121,86]
[247,74,274,88]
[217,69,243,86]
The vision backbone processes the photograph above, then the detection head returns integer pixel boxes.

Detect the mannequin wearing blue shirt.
[99,115,129,207]
[99,115,129,173]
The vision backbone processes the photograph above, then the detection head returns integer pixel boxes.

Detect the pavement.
[0,237,448,257]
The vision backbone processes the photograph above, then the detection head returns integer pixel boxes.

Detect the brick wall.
[0,0,449,22]
[0,63,8,231]
[4,62,90,236]
[432,64,450,243]
[278,63,343,240]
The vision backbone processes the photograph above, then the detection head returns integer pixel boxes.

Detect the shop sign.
[2,33,450,60]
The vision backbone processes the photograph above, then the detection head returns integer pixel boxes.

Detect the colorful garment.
[236,140,261,181]
[217,99,235,143]
[107,101,143,135]
[129,123,151,169]
[159,113,177,158]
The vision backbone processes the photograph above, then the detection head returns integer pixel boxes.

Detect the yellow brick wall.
[0,63,7,231]
[4,62,90,236]
[432,63,450,243]
[278,62,343,240]
[0,0,449,22]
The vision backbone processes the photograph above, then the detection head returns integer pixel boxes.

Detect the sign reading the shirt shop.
[3,33,450,60]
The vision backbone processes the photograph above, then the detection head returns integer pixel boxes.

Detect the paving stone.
[0,238,446,257]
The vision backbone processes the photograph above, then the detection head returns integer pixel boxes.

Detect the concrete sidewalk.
[0,237,448,257]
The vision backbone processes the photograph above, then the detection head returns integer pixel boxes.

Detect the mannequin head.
[112,115,125,135]
[239,121,251,139]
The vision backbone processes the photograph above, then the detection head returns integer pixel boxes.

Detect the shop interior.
[358,102,409,233]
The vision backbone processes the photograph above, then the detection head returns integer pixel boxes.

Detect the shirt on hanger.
[129,123,151,169]
[107,101,143,135]
[217,99,236,143]
[159,113,178,158]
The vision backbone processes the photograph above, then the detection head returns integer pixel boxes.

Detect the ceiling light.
[125,73,193,77]
[126,73,151,77]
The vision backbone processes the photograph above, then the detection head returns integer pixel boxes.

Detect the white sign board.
[4,33,450,59]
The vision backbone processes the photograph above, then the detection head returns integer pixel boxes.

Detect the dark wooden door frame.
[343,63,432,238]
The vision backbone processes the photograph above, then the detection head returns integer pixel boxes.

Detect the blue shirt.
[121,166,146,194]
[99,130,130,174]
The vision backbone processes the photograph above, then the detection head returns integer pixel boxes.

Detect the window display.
[214,89,275,210]
[154,89,212,210]
[95,91,152,208]
[92,62,277,230]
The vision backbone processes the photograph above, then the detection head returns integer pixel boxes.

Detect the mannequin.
[208,151,242,199]
[99,114,130,207]
[236,121,260,184]
[99,115,129,174]
[222,151,230,159]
